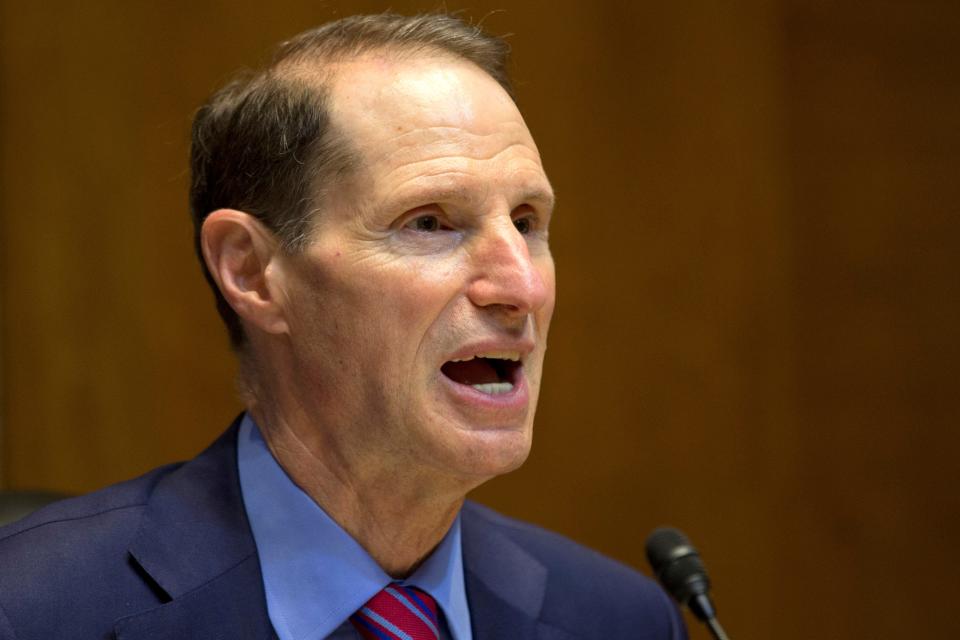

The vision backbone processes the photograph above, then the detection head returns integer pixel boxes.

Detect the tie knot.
[350,584,441,640]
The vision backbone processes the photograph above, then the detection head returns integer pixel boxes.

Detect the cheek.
[289,249,465,358]
[380,256,464,320]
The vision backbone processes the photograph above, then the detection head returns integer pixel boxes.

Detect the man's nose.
[466,218,551,316]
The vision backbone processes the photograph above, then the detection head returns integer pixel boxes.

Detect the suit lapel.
[116,419,275,639]
[114,554,276,640]
[462,503,580,640]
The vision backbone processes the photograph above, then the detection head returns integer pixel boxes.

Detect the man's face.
[276,53,555,487]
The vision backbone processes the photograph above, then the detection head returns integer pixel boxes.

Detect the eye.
[512,204,542,235]
[405,214,442,232]
[513,216,532,235]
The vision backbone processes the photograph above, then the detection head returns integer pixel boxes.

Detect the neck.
[248,404,467,578]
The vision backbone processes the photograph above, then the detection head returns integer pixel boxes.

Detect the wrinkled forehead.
[323,52,541,168]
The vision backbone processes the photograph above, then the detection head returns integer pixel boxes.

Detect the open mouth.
[440,352,522,395]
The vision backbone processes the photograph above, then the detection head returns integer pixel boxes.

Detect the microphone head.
[645,526,716,621]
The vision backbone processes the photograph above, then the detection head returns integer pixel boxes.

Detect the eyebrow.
[393,181,556,213]
[517,185,556,211]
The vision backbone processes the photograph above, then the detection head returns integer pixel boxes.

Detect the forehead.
[327,52,522,132]
[322,53,549,197]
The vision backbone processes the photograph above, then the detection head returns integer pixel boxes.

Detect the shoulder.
[0,464,180,638]
[0,462,178,551]
[462,501,687,639]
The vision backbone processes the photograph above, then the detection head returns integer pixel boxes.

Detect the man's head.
[195,14,555,487]
[191,13,514,348]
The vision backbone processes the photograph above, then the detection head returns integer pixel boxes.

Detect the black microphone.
[645,527,730,640]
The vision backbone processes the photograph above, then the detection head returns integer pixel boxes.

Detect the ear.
[200,209,289,336]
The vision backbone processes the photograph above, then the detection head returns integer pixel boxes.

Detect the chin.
[447,427,533,481]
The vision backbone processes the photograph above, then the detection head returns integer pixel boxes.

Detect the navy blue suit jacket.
[0,421,686,639]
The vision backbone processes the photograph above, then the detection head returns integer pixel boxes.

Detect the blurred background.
[2,1,958,637]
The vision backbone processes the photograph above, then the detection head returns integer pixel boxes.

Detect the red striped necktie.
[350,583,441,640]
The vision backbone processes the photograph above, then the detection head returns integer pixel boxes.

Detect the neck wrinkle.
[249,402,466,578]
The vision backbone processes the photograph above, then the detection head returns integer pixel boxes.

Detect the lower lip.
[439,370,530,412]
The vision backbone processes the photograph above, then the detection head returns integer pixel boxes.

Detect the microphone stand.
[689,592,731,640]
[705,617,730,640]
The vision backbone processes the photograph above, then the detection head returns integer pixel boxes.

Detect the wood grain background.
[2,1,958,637]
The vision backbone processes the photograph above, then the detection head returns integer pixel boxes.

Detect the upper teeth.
[450,351,521,362]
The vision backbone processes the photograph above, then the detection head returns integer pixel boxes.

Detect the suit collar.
[461,503,579,640]
[461,502,547,622]
[120,416,275,639]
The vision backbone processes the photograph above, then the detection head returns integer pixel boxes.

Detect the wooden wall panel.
[779,2,960,636]
[2,1,957,638]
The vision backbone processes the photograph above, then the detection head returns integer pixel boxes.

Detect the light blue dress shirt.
[237,415,473,640]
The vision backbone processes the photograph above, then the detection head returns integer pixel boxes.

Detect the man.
[0,14,685,640]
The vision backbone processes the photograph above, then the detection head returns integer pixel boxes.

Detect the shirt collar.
[237,414,472,640]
